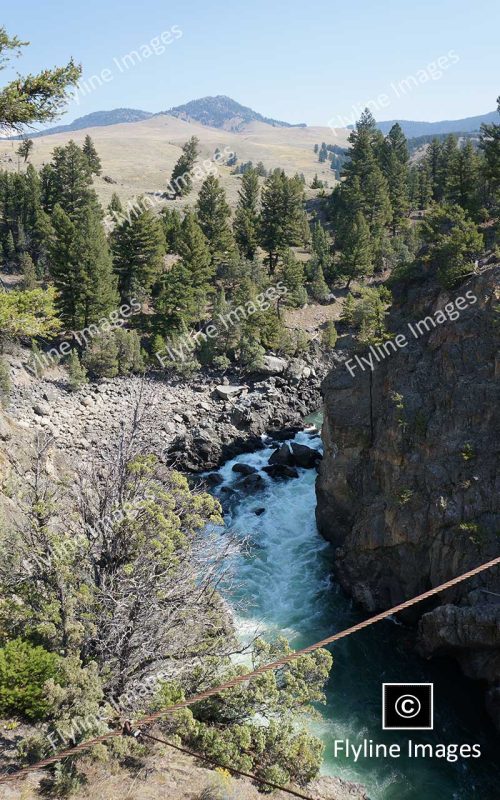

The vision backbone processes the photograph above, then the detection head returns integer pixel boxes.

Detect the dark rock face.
[316,265,500,726]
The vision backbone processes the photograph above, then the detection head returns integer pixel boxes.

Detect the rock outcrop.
[316,265,500,725]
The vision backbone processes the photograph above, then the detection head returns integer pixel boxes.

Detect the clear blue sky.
[2,0,499,127]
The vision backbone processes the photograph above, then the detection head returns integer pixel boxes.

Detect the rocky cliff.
[316,264,500,724]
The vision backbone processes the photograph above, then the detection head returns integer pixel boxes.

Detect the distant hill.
[163,95,305,132]
[371,110,497,138]
[24,109,154,139]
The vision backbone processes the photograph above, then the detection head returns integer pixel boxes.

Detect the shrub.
[66,349,88,392]
[321,321,338,348]
[114,328,144,374]
[82,333,119,378]
[239,335,265,372]
[0,639,61,720]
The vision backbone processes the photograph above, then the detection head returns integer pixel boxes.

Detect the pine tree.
[426,138,443,201]
[112,205,165,303]
[49,203,117,328]
[16,138,34,163]
[196,175,234,264]
[311,174,323,189]
[67,349,88,391]
[3,230,15,266]
[446,140,479,214]
[321,321,338,348]
[169,136,200,197]
[234,168,260,260]
[280,249,307,307]
[319,143,328,163]
[20,251,37,289]
[311,222,332,280]
[177,211,214,305]
[43,141,96,217]
[154,260,197,333]
[382,124,409,233]
[0,27,80,131]
[161,208,182,253]
[75,205,118,326]
[309,260,329,301]
[479,96,500,207]
[82,333,119,378]
[363,165,392,232]
[82,135,102,176]
[339,212,373,287]
[108,192,123,220]
[340,292,356,325]
[260,170,304,273]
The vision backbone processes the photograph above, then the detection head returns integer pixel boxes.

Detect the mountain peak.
[164,95,305,131]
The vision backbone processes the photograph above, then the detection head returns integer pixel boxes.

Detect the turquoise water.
[211,428,500,800]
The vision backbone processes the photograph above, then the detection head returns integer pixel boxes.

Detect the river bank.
[4,344,336,471]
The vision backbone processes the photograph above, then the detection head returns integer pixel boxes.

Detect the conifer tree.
[280,249,307,307]
[49,203,117,328]
[82,135,102,175]
[260,170,304,273]
[196,175,234,264]
[3,229,15,266]
[154,260,197,333]
[382,124,409,233]
[42,141,96,217]
[479,96,500,206]
[169,136,199,197]
[446,140,479,214]
[177,211,214,305]
[20,251,37,289]
[309,260,330,302]
[0,26,80,131]
[112,205,165,303]
[339,212,373,288]
[234,168,260,260]
[161,208,182,253]
[16,138,33,163]
[75,205,118,326]
[311,222,332,280]
[426,138,443,201]
[108,192,123,220]
[67,349,88,391]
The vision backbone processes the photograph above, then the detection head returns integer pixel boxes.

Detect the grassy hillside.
[0,115,349,210]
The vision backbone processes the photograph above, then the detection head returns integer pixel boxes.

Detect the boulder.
[33,402,51,417]
[204,473,224,486]
[259,355,288,375]
[269,426,303,442]
[263,464,299,480]
[215,385,245,400]
[235,473,265,493]
[232,463,257,475]
[268,444,293,466]
[291,442,322,468]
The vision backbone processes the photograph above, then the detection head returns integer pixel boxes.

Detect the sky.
[2,0,499,129]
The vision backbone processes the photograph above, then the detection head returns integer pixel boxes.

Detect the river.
[209,421,499,800]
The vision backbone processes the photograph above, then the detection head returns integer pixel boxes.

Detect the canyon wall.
[316,264,500,724]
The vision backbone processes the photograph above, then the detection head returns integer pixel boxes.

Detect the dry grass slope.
[0,116,349,211]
